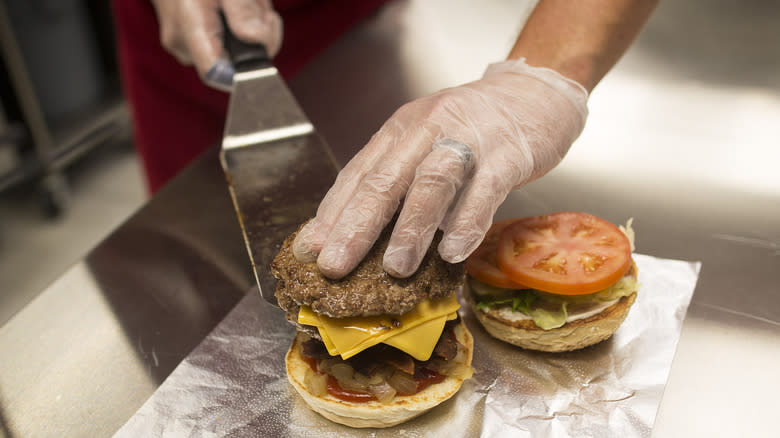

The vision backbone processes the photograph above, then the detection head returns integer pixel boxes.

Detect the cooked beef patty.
[271,220,464,319]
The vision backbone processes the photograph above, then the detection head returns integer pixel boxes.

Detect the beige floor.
[0,135,146,325]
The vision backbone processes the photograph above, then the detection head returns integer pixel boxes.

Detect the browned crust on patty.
[271,220,465,318]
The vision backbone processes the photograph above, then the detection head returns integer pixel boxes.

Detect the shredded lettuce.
[620,217,635,252]
[593,276,638,302]
[474,292,567,330]
[533,276,638,304]
[513,293,536,313]
[475,293,536,314]
[530,303,568,330]
[472,275,638,330]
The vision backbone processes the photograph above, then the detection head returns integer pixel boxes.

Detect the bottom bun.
[285,320,473,428]
[472,293,636,352]
[471,264,639,352]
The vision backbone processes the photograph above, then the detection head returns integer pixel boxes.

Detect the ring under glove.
[150,0,282,91]
[293,58,589,279]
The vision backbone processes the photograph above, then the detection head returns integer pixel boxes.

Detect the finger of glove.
[154,1,204,66]
[316,126,436,279]
[291,152,383,263]
[295,102,441,261]
[182,5,225,80]
[383,139,473,278]
[222,0,284,57]
[291,127,394,262]
[436,78,587,261]
[438,155,527,263]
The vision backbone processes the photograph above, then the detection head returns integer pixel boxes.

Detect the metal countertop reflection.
[0,148,253,437]
[1,1,779,437]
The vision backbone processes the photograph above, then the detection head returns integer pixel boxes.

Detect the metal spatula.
[219,16,338,307]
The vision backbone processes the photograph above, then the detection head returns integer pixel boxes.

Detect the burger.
[271,221,474,428]
[465,212,638,352]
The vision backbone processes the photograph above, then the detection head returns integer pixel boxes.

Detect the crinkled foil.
[114,254,700,437]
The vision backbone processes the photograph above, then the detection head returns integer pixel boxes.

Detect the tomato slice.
[465,219,527,289]
[495,212,631,295]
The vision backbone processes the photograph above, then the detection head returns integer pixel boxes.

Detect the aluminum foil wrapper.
[114,254,700,437]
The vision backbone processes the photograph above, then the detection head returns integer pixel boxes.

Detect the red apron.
[113,0,390,193]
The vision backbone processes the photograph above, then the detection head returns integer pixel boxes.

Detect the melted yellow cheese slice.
[298,294,460,361]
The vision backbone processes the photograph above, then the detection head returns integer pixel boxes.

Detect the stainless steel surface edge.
[1,1,778,436]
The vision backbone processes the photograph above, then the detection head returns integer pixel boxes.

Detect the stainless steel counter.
[1,1,778,437]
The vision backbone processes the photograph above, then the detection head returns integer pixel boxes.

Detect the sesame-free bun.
[470,263,638,353]
[285,320,473,428]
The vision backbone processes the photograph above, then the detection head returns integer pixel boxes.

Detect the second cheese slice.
[298,294,460,360]
[382,312,458,361]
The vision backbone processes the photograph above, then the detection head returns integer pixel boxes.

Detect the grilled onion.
[354,371,384,387]
[375,364,395,380]
[318,357,341,374]
[353,371,372,387]
[304,368,327,397]
[368,381,397,404]
[425,359,450,374]
[330,362,354,382]
[449,363,474,380]
[452,345,468,365]
[388,370,417,394]
[367,373,384,385]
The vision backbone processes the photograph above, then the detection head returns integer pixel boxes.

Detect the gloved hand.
[151,0,283,91]
[292,59,589,279]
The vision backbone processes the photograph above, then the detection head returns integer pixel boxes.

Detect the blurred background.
[1,0,779,324]
[0,0,143,325]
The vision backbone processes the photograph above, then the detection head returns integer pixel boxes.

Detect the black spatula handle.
[220,12,271,70]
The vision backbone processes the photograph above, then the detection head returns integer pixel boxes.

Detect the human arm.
[509,0,658,92]
[293,0,659,279]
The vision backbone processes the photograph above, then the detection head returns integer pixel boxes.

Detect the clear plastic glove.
[293,59,589,279]
[151,0,283,91]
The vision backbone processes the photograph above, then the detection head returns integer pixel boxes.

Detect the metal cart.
[0,0,129,217]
